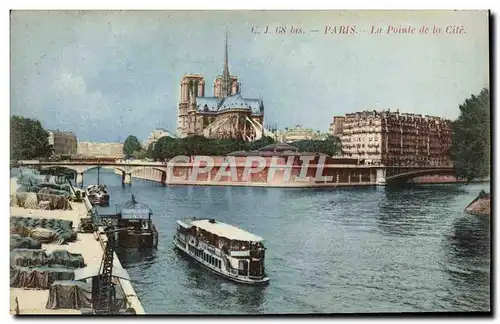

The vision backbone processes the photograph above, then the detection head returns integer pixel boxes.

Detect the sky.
[10,10,489,143]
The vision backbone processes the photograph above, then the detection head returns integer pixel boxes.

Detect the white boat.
[173,218,270,285]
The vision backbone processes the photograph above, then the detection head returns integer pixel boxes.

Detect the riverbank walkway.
[9,178,145,315]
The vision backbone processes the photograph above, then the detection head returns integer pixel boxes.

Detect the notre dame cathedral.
[176,33,268,141]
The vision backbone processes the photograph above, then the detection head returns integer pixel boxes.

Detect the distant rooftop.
[259,142,299,153]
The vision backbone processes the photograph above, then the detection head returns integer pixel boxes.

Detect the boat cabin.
[176,218,266,280]
[117,196,158,248]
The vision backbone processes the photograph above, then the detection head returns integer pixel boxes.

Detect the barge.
[86,184,110,206]
[116,196,158,249]
[173,218,269,285]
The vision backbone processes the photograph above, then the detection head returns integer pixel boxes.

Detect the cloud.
[51,71,112,119]
[10,10,489,142]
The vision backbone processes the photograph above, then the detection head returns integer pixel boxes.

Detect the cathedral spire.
[221,29,231,99]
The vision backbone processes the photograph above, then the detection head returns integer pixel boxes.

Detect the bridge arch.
[386,168,455,184]
[40,165,98,173]
[127,166,168,185]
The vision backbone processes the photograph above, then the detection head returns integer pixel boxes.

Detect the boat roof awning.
[190,219,264,242]
[74,265,131,281]
[120,195,152,220]
[177,219,192,228]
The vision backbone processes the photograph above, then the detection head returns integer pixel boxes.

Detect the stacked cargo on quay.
[9,168,145,315]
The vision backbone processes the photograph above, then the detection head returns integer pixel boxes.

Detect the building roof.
[219,94,249,110]
[74,264,131,281]
[259,142,299,152]
[120,195,152,220]
[190,219,264,242]
[195,95,263,115]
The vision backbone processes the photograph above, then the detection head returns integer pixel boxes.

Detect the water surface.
[83,169,490,314]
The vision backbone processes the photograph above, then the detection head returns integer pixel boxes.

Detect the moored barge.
[86,184,110,206]
[173,218,269,285]
[117,196,158,249]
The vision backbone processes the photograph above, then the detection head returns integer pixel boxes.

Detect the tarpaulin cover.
[10,249,48,268]
[14,192,39,209]
[45,280,92,310]
[15,169,72,210]
[17,168,68,187]
[10,234,42,251]
[30,228,65,244]
[10,249,85,269]
[10,217,77,244]
[10,266,75,289]
[17,185,40,193]
[36,193,72,210]
[38,183,72,192]
[49,250,85,268]
[38,187,70,198]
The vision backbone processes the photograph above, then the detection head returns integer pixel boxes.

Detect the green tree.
[246,136,275,151]
[10,116,52,160]
[123,135,142,156]
[449,88,490,181]
[292,136,342,156]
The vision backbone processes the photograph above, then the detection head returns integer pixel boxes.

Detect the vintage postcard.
[9,10,490,315]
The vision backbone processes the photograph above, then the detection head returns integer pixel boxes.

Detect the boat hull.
[88,196,110,206]
[119,230,158,249]
[173,237,269,286]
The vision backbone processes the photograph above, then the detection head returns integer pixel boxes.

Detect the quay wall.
[95,229,146,314]
[128,164,379,187]
[78,189,145,314]
[124,156,462,187]
[410,175,463,184]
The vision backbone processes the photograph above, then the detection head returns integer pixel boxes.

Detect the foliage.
[10,116,52,160]
[123,135,142,156]
[149,134,342,161]
[152,135,251,160]
[449,88,490,181]
[292,136,343,156]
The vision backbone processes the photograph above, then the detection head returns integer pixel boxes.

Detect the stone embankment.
[464,190,491,217]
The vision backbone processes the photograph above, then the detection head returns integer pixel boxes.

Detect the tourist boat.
[173,218,269,285]
[86,184,110,206]
[116,195,158,249]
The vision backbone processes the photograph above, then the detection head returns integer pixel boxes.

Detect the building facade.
[77,142,124,158]
[339,110,452,167]
[329,116,345,136]
[143,129,174,149]
[47,130,78,155]
[276,125,327,143]
[177,33,266,141]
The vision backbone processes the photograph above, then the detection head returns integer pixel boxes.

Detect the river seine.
[86,169,490,314]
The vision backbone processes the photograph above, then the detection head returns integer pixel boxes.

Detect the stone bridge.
[14,160,454,187]
[382,166,455,185]
[15,161,169,185]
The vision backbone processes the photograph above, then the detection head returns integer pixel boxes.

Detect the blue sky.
[10,10,489,143]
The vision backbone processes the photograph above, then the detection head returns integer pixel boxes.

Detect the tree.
[123,135,142,156]
[246,136,275,151]
[449,88,490,181]
[292,136,342,156]
[10,116,52,160]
